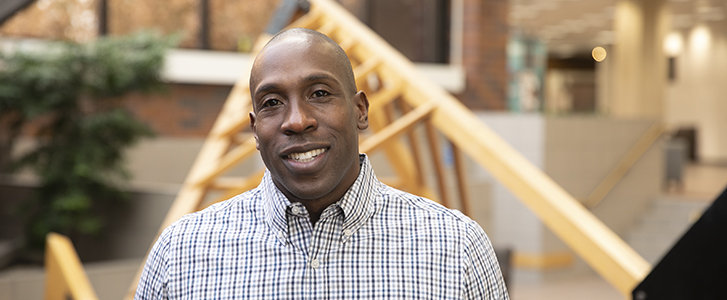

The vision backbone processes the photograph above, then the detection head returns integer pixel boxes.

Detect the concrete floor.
[507,162,727,300]
[509,272,624,300]
[678,163,727,200]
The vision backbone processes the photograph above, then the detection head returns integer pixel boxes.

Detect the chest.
[166,219,464,299]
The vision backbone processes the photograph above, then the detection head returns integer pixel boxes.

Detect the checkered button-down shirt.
[136,155,509,299]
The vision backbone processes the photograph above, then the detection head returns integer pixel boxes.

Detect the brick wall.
[332,0,511,110]
[1,0,279,50]
[122,83,231,137]
[459,0,509,110]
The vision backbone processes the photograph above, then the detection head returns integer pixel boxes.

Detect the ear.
[249,111,260,150]
[354,91,369,130]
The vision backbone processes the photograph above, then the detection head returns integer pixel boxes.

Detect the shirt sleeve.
[135,226,173,300]
[462,220,510,300]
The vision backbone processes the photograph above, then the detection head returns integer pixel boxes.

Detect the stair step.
[626,197,712,265]
[645,201,707,215]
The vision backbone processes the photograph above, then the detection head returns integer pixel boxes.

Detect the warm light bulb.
[690,25,711,53]
[664,32,683,57]
[592,46,607,62]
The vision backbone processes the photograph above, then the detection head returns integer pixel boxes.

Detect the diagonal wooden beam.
[309,0,650,295]
[203,169,266,209]
[360,102,435,153]
[451,142,471,216]
[353,57,382,89]
[424,120,450,208]
[583,122,664,208]
[368,83,401,113]
[397,99,425,187]
[45,233,99,300]
[120,1,653,298]
[191,137,258,188]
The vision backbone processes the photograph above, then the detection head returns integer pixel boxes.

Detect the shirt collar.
[337,154,379,231]
[261,170,290,234]
[262,154,380,234]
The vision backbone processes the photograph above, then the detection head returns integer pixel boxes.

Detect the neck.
[282,162,361,227]
[301,200,331,227]
[276,155,364,227]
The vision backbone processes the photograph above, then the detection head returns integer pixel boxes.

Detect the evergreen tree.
[0,32,176,251]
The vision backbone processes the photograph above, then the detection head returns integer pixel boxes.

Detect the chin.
[275,177,332,200]
[291,183,334,200]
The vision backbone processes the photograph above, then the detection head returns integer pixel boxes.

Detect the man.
[136,28,509,299]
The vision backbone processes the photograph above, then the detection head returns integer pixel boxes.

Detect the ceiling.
[509,0,727,57]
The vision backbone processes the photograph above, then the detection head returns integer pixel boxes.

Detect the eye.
[261,98,282,108]
[311,90,330,98]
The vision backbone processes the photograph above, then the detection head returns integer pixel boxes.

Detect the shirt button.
[278,231,285,239]
[343,229,352,237]
[310,258,320,269]
[292,206,304,215]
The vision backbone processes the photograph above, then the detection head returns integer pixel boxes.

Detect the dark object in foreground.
[632,186,727,300]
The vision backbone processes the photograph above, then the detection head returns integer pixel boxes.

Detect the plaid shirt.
[136,155,509,299]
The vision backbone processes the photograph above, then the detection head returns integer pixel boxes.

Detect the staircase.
[627,194,710,264]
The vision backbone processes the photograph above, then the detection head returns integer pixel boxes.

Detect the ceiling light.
[592,46,607,62]
[689,25,711,54]
[664,32,684,57]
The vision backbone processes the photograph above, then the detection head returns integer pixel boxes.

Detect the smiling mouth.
[286,148,327,162]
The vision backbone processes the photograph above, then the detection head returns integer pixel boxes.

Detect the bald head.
[246,28,370,214]
[250,28,357,103]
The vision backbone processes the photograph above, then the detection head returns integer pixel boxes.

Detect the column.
[610,0,670,118]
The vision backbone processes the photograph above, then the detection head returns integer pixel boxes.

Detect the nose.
[281,99,317,135]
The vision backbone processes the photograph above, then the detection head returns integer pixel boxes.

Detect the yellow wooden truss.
[45,233,99,300]
[45,0,653,299]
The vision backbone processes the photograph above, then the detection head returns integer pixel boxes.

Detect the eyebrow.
[253,73,340,96]
[253,83,279,96]
[302,73,338,85]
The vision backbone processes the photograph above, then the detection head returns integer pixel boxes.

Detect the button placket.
[277,230,287,244]
[341,229,352,243]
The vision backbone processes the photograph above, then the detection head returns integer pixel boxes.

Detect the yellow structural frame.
[124,0,650,297]
[43,0,652,299]
[44,233,99,300]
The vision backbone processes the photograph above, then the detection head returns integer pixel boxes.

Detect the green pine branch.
[0,31,178,252]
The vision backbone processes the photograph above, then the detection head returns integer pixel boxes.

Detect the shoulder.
[376,185,497,253]
[137,188,268,298]
[160,188,264,242]
[378,185,478,228]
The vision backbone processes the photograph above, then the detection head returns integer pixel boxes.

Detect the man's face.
[249,36,369,204]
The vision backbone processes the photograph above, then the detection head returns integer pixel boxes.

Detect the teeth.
[287,148,326,162]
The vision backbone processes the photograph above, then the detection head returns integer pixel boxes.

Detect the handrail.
[44,233,99,300]
[583,122,664,208]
